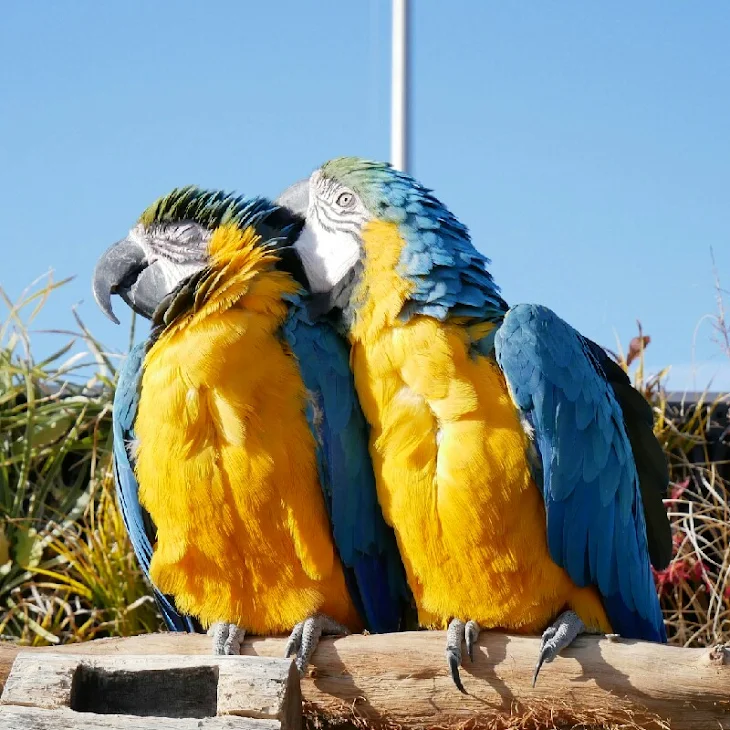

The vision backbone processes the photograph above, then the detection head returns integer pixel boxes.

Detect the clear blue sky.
[2,2,729,390]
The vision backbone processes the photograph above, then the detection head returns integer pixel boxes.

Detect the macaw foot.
[445,618,481,694]
[209,622,246,655]
[532,610,585,686]
[284,613,350,675]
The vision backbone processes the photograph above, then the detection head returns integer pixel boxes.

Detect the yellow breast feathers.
[349,221,609,633]
[134,223,360,633]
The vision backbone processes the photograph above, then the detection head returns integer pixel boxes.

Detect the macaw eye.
[336,192,354,208]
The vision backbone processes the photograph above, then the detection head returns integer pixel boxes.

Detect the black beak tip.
[104,309,120,324]
[92,238,150,325]
[101,303,120,326]
[92,268,120,325]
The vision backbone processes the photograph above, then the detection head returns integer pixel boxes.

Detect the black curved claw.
[532,647,549,687]
[447,649,467,694]
[532,611,585,687]
[284,621,304,659]
[465,620,480,663]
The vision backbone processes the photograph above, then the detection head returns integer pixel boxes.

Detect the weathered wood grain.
[0,705,281,730]
[1,632,728,729]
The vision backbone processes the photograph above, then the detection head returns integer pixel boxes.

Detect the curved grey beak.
[92,239,167,323]
[275,179,309,216]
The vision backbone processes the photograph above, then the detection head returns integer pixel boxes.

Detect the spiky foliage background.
[612,309,730,647]
[0,274,728,649]
[0,276,162,645]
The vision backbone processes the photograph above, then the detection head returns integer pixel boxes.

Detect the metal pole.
[391,0,410,172]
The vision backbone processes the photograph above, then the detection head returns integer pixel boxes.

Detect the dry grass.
[657,464,730,646]
[302,699,668,730]
[0,275,162,645]
[651,394,730,647]
[611,275,730,647]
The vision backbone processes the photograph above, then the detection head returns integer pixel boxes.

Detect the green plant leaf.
[13,526,43,569]
[0,522,9,565]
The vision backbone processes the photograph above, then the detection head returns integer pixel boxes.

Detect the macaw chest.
[350,321,578,628]
[130,313,360,634]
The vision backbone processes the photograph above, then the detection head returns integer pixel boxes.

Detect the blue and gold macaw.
[92,186,410,670]
[279,158,672,690]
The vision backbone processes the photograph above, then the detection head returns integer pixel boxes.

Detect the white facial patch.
[128,222,208,296]
[295,217,360,294]
[156,257,202,295]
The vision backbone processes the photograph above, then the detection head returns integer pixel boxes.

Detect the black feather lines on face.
[146,202,308,344]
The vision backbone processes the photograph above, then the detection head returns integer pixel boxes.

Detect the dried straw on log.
[1,631,728,729]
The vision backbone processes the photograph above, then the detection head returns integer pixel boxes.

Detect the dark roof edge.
[665,391,728,404]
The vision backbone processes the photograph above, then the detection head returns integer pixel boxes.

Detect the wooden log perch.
[0,631,728,730]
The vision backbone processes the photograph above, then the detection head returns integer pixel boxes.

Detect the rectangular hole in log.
[70,664,219,718]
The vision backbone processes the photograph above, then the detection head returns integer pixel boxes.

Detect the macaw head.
[279,156,506,326]
[93,187,306,324]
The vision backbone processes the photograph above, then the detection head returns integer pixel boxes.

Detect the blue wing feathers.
[283,306,411,634]
[357,165,509,324]
[495,303,665,642]
[113,343,197,632]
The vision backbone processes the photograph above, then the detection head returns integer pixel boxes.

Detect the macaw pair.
[93,158,671,690]
[93,189,411,671]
